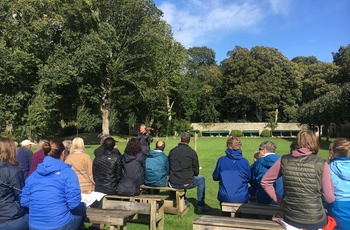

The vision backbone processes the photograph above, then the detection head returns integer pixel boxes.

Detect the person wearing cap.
[16,139,35,179]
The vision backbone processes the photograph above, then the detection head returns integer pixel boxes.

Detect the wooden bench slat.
[102,200,151,214]
[86,208,135,226]
[139,185,189,217]
[193,215,284,230]
[221,202,284,216]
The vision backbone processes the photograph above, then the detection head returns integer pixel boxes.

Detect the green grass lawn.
[81,134,333,229]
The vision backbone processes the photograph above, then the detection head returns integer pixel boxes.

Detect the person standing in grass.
[213,137,250,205]
[327,138,350,230]
[168,132,211,214]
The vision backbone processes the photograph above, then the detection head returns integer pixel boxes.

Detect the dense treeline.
[0,0,349,140]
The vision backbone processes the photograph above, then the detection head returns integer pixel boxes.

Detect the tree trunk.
[326,125,330,141]
[166,96,174,137]
[101,107,109,136]
[274,106,278,123]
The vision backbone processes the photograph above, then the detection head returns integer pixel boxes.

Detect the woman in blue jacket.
[328,138,350,230]
[213,137,250,204]
[21,140,86,230]
[0,138,28,230]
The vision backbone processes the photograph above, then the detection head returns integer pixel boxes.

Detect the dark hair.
[47,140,65,159]
[155,140,165,151]
[42,141,51,156]
[180,132,191,143]
[124,138,141,156]
[103,137,115,152]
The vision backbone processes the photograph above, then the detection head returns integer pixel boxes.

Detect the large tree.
[221,46,302,122]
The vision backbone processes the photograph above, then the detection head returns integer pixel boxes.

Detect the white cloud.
[157,0,291,48]
[268,0,291,15]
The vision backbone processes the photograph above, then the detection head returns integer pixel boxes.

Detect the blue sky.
[153,0,350,64]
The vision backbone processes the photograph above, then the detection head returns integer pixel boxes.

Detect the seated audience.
[0,138,28,230]
[65,137,94,193]
[16,139,35,179]
[327,138,350,230]
[169,132,211,214]
[94,134,121,158]
[145,140,169,187]
[21,140,85,230]
[62,139,72,159]
[116,138,145,196]
[261,130,335,229]
[28,140,50,176]
[213,137,250,204]
[93,137,122,195]
[250,141,283,204]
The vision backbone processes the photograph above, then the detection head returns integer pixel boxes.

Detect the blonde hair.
[70,137,85,153]
[227,136,242,150]
[331,138,350,158]
[0,138,19,165]
[297,130,319,155]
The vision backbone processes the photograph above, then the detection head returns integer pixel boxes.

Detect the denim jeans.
[169,175,206,207]
[0,213,29,230]
[29,202,86,230]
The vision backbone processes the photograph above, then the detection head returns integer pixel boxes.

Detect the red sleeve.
[322,162,335,203]
[261,158,284,207]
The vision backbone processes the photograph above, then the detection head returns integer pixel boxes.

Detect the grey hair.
[259,141,276,153]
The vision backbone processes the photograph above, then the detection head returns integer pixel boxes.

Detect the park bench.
[85,208,136,230]
[201,130,230,137]
[242,130,260,137]
[102,194,167,230]
[221,202,284,218]
[193,215,284,230]
[140,185,189,217]
[272,130,299,137]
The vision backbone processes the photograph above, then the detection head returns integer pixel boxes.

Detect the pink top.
[261,148,335,207]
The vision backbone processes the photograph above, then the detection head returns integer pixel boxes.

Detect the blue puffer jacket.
[251,153,284,204]
[328,158,350,230]
[212,149,250,203]
[21,156,81,229]
[145,150,169,187]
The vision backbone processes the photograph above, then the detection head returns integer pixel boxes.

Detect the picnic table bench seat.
[140,185,189,217]
[86,208,136,230]
[102,194,168,230]
[221,202,284,217]
[193,215,284,230]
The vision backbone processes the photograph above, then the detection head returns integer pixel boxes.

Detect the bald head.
[155,140,165,151]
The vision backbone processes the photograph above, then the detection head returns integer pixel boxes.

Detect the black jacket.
[137,132,152,154]
[93,151,122,195]
[168,143,199,185]
[121,152,145,186]
[0,162,27,223]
